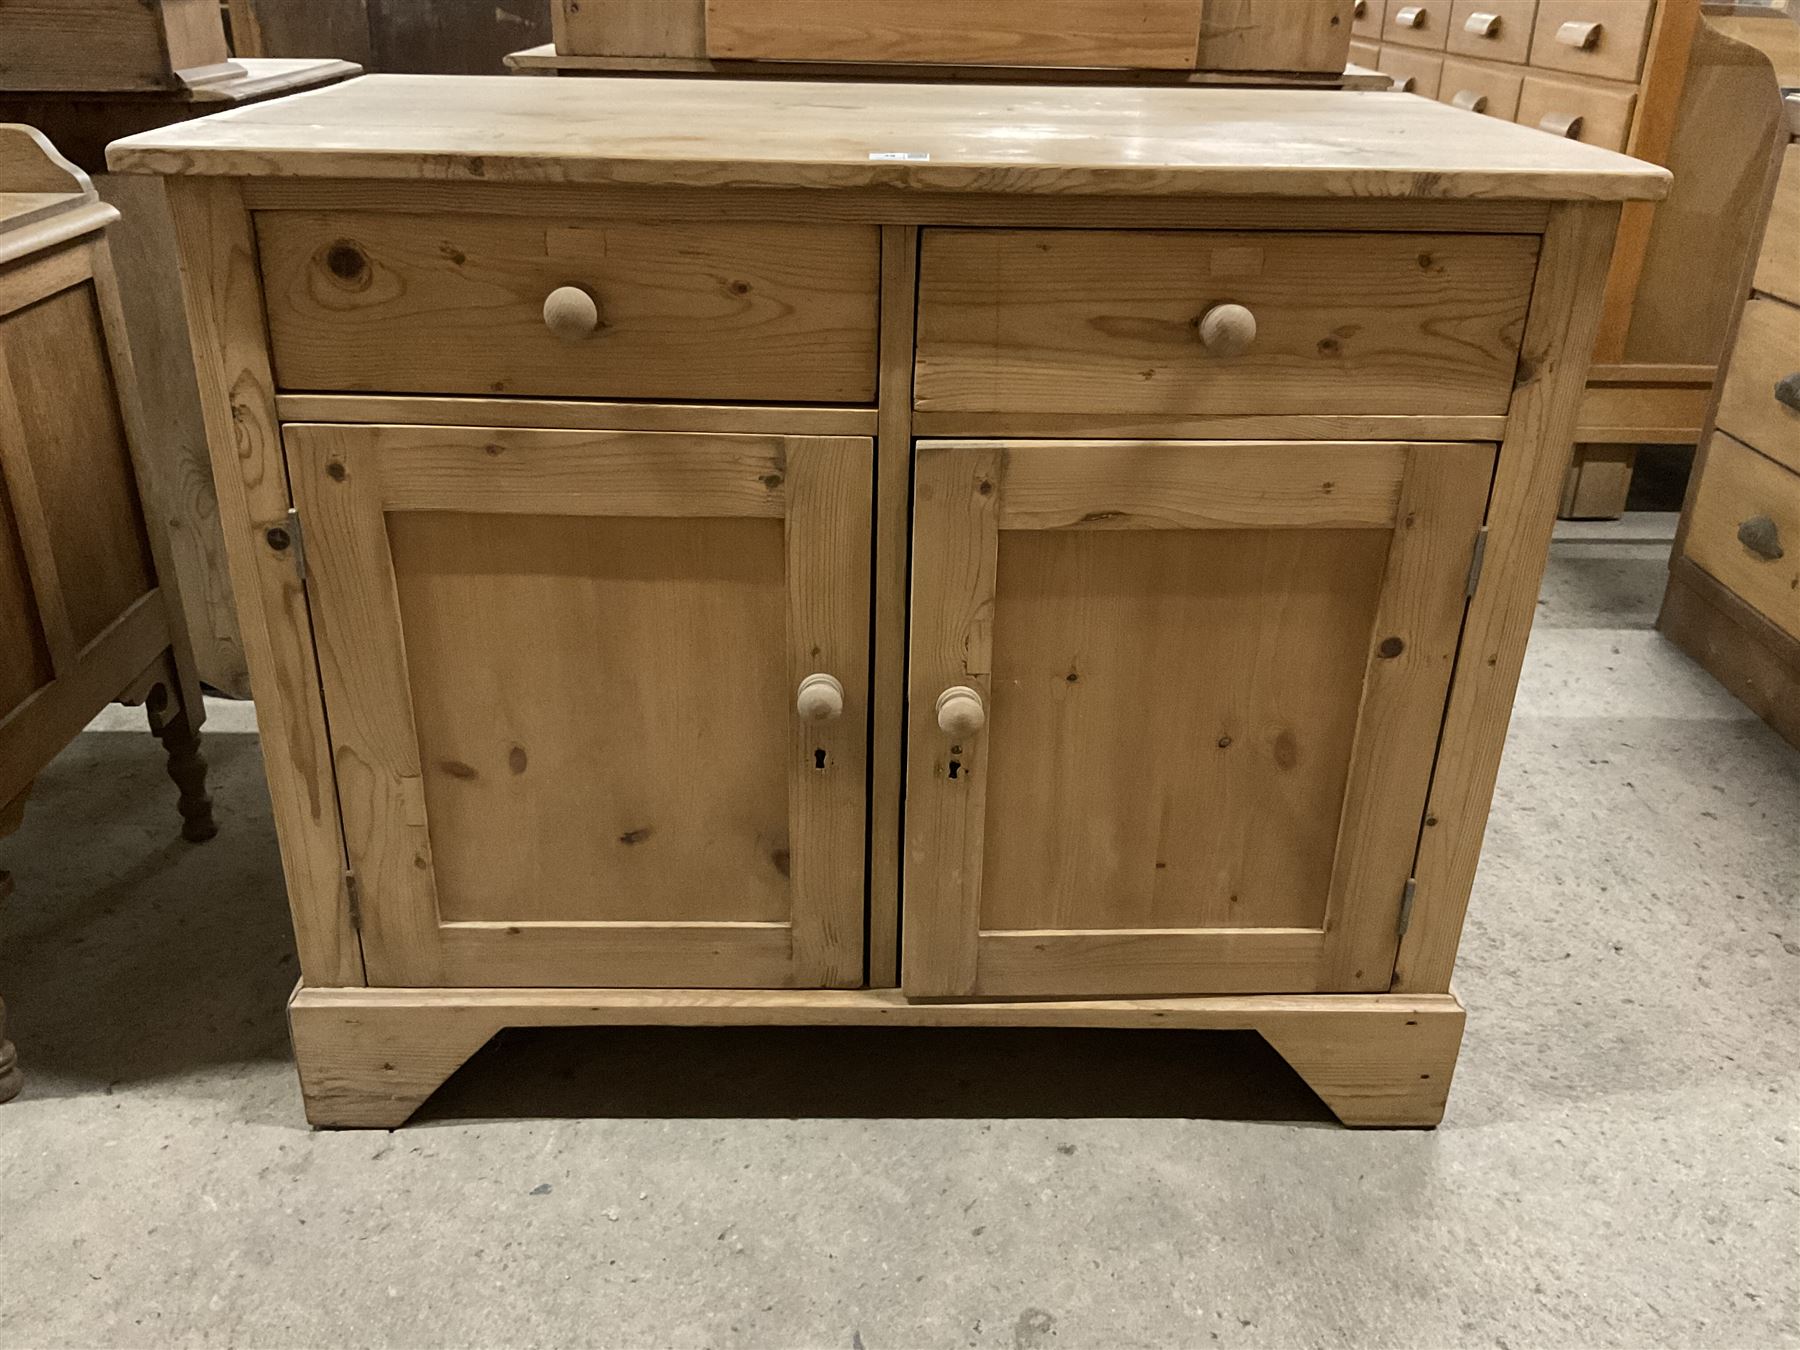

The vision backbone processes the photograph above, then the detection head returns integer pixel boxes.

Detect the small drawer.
[1752,145,1799,307]
[1527,0,1652,83]
[255,212,882,402]
[1383,0,1451,48]
[1685,432,1800,642]
[1516,73,1634,151]
[1352,0,1388,40]
[1348,37,1383,67]
[1438,57,1524,119]
[913,228,1539,418]
[1715,299,1800,478]
[1379,45,1445,95]
[1446,0,1536,64]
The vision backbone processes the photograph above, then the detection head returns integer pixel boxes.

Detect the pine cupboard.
[109,76,1668,1129]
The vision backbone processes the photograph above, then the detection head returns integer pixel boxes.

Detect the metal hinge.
[1396,877,1418,937]
[344,868,363,933]
[1465,526,1489,599]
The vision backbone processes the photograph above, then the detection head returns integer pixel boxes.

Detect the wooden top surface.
[106,74,1670,201]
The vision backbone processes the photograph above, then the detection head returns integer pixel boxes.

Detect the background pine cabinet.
[902,440,1495,997]
[285,422,872,989]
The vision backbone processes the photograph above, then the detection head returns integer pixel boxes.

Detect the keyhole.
[814,747,828,771]
[948,759,962,779]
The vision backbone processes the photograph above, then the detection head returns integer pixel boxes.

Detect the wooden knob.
[1198,303,1257,357]
[936,686,986,738]
[796,673,845,722]
[543,284,600,341]
[1737,515,1784,562]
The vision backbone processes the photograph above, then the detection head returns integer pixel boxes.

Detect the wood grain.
[703,0,1207,70]
[1396,202,1622,993]
[1682,432,1800,641]
[166,176,365,987]
[256,211,880,402]
[274,394,876,437]
[1714,299,1800,476]
[915,229,1538,418]
[1753,145,1799,306]
[0,0,231,92]
[289,983,1467,1128]
[1194,0,1354,73]
[104,76,1672,202]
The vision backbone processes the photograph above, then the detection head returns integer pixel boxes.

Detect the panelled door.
[287,423,870,989]
[903,439,1495,998]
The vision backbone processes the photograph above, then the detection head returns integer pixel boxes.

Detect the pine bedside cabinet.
[107,76,1668,1128]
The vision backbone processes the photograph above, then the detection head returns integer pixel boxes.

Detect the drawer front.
[1716,299,1800,477]
[1446,0,1536,63]
[1752,145,1799,307]
[1349,37,1382,65]
[914,229,1539,418]
[1352,0,1387,39]
[257,212,882,403]
[1527,0,1653,83]
[1378,45,1445,94]
[1383,0,1451,48]
[1685,433,1800,642]
[1439,56,1525,118]
[1516,73,1635,151]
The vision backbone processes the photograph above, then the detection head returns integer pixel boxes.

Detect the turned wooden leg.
[0,864,20,1104]
[145,685,218,843]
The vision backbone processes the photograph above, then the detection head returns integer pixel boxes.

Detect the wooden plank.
[1559,442,1636,519]
[901,443,1001,997]
[911,411,1509,440]
[977,931,1328,995]
[867,224,917,990]
[274,394,876,436]
[227,0,374,67]
[1572,377,1712,444]
[105,76,1672,202]
[784,438,872,988]
[237,178,1556,231]
[165,176,365,987]
[1753,144,1799,306]
[1318,441,1496,988]
[288,984,1467,1128]
[255,212,880,403]
[1395,201,1623,993]
[703,0,1207,70]
[367,0,553,75]
[985,440,1406,531]
[914,229,1540,419]
[1195,0,1353,73]
[555,0,705,58]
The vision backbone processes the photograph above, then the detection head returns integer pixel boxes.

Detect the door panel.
[288,423,871,989]
[903,440,1494,998]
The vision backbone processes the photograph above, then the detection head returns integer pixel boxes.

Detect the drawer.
[256,212,882,403]
[1685,432,1800,642]
[1715,299,1800,477]
[1752,145,1799,307]
[1439,57,1524,118]
[1446,0,1536,64]
[1352,0,1387,39]
[913,229,1539,418]
[1527,0,1652,83]
[1516,73,1634,151]
[1379,45,1445,94]
[1349,37,1383,66]
[1383,0,1451,48]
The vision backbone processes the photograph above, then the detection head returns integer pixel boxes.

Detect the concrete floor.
[1,516,1795,1349]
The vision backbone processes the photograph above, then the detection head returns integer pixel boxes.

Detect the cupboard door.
[903,440,1494,998]
[287,423,870,989]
